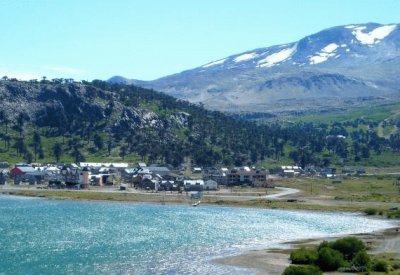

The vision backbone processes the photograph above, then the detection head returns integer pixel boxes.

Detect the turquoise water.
[0,195,393,274]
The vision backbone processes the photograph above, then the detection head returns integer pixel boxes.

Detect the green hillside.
[0,78,399,169]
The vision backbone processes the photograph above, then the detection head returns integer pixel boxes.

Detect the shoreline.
[214,226,400,275]
[1,185,398,214]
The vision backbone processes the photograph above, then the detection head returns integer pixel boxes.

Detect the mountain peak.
[112,23,400,113]
[196,23,399,71]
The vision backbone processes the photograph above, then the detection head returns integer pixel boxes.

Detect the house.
[160,180,178,191]
[131,173,161,190]
[227,167,268,186]
[10,166,44,184]
[58,166,81,187]
[80,162,129,170]
[320,167,337,178]
[98,167,110,173]
[79,167,90,188]
[136,168,151,175]
[192,167,202,173]
[43,166,60,176]
[141,178,159,190]
[90,174,114,186]
[15,162,30,168]
[326,135,346,140]
[146,166,171,177]
[342,167,355,175]
[221,167,229,173]
[204,179,218,190]
[121,168,141,181]
[0,162,9,169]
[131,175,143,188]
[203,168,228,185]
[280,166,303,177]
[356,167,366,175]
[253,175,277,188]
[203,167,218,174]
[10,166,36,178]
[303,165,318,176]
[184,179,204,191]
[0,169,8,184]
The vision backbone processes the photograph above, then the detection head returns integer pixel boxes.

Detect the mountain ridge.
[109,22,400,113]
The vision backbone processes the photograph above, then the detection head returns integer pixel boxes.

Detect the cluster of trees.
[0,78,399,167]
[284,237,390,274]
[285,120,392,167]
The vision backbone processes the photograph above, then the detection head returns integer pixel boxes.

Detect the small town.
[0,160,372,195]
[1,161,274,190]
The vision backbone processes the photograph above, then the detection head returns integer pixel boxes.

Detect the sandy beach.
[214,226,400,274]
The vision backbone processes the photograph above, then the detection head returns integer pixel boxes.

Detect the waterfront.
[0,195,395,274]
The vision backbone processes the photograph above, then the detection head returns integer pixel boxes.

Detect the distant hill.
[110,23,400,114]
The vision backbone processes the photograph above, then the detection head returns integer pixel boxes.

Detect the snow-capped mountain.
[110,23,400,113]
[199,23,398,69]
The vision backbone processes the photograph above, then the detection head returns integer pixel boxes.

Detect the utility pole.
[394,177,400,194]
[310,180,313,195]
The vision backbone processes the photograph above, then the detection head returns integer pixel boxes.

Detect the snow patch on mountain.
[351,24,397,45]
[257,44,297,68]
[234,53,258,62]
[322,43,339,53]
[309,43,339,64]
[310,54,333,65]
[202,58,227,68]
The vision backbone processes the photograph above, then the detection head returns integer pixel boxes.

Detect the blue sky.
[0,0,399,81]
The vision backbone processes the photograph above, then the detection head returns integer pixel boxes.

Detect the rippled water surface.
[0,195,393,274]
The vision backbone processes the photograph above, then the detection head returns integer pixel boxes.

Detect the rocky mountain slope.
[0,79,274,166]
[0,79,160,130]
[110,23,400,114]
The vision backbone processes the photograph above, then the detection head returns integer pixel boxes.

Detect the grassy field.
[289,102,400,124]
[278,175,400,202]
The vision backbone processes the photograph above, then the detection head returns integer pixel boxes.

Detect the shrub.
[351,250,371,272]
[283,265,322,275]
[387,209,400,218]
[317,241,330,250]
[392,263,400,270]
[364,208,377,215]
[316,247,347,271]
[290,248,318,264]
[372,259,389,272]
[330,237,366,261]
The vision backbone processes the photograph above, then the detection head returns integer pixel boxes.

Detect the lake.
[0,195,393,274]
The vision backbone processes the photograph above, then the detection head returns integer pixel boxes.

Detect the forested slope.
[0,78,399,167]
